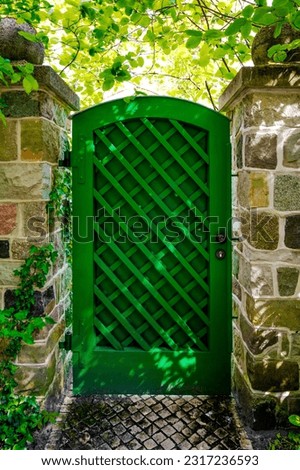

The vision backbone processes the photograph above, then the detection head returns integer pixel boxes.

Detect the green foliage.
[0,0,299,108]
[0,244,57,450]
[48,167,72,263]
[269,414,300,450]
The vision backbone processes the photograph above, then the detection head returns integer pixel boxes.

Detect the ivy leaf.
[289,415,300,427]
[22,75,39,95]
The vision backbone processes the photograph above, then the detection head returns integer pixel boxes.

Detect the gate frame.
[71,96,232,395]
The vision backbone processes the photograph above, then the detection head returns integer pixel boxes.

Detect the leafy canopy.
[0,0,299,109]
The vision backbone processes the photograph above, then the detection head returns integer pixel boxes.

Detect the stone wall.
[220,65,300,429]
[0,65,79,409]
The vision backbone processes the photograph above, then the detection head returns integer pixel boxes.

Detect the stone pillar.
[0,21,79,409]
[220,65,300,429]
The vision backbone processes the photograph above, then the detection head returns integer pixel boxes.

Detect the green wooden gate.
[71,97,231,395]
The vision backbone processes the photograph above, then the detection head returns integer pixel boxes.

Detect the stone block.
[240,312,278,356]
[246,294,300,331]
[232,363,277,430]
[291,333,300,357]
[243,92,300,128]
[244,133,277,169]
[233,325,246,370]
[283,130,300,168]
[274,175,300,211]
[249,173,269,208]
[5,285,55,316]
[0,204,17,235]
[21,118,62,162]
[1,90,68,127]
[0,163,51,200]
[233,277,242,299]
[277,267,299,296]
[285,215,300,249]
[11,237,47,260]
[246,354,299,392]
[242,210,279,250]
[237,172,249,208]
[19,201,49,238]
[15,350,57,395]
[17,318,65,364]
[0,261,21,286]
[0,120,18,161]
[0,240,9,258]
[236,135,243,169]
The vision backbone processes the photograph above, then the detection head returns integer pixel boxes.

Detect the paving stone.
[162,424,176,436]
[160,438,176,449]
[153,432,168,444]
[144,438,157,449]
[159,408,171,418]
[136,431,149,442]
[120,432,134,444]
[52,394,245,451]
[128,439,142,450]
[113,424,126,435]
[172,432,185,444]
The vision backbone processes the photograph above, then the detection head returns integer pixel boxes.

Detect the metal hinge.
[59,330,72,351]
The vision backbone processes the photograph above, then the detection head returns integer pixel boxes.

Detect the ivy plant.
[0,244,58,450]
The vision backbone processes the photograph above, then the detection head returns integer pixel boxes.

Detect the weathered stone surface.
[233,363,277,430]
[5,286,55,316]
[242,210,279,250]
[0,240,9,258]
[11,239,48,260]
[233,325,246,371]
[237,172,249,208]
[236,135,243,169]
[243,243,300,264]
[277,267,299,296]
[232,249,240,277]
[19,201,48,238]
[233,277,242,300]
[240,313,278,356]
[285,215,300,249]
[21,118,62,162]
[252,24,300,65]
[33,65,80,111]
[0,261,21,286]
[0,18,44,64]
[249,173,269,208]
[274,175,300,211]
[0,204,17,235]
[15,351,56,395]
[244,133,277,169]
[18,318,65,364]
[246,354,299,392]
[0,163,51,200]
[0,120,18,160]
[246,294,300,331]
[283,130,300,168]
[219,66,300,114]
[291,333,300,357]
[244,93,300,128]
[240,260,273,296]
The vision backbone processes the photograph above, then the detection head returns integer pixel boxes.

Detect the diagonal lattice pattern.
[93,118,210,352]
